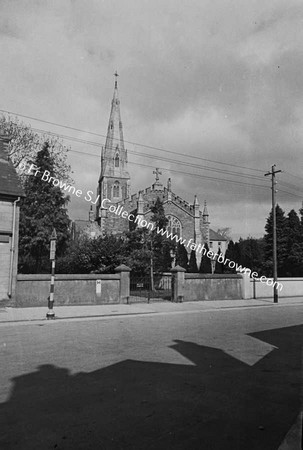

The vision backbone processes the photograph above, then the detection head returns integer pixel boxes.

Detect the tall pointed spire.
[97,74,131,225]
[101,72,126,178]
[203,200,209,218]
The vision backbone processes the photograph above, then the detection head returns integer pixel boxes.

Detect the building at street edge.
[0,133,24,301]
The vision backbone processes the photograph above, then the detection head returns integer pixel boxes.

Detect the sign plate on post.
[96,280,101,297]
[50,240,56,260]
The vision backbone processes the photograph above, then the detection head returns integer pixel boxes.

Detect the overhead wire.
[2,109,302,199]
[1,108,266,173]
[28,126,271,183]
[26,127,273,189]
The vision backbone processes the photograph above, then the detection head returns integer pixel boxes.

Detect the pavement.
[1,296,303,325]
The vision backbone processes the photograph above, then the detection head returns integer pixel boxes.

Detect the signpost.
[46,228,57,319]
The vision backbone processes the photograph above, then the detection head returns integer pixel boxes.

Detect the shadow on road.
[0,325,302,449]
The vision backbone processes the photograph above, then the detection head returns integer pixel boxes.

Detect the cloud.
[1,0,302,238]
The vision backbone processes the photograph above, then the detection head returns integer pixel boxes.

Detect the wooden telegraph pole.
[265,165,282,303]
[46,228,57,319]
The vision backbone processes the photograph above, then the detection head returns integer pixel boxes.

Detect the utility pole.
[265,165,282,303]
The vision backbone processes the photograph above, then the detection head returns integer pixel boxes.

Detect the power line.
[128,161,271,190]
[28,126,270,183]
[1,108,266,173]
[279,180,303,193]
[4,109,302,199]
[284,170,303,182]
[69,146,271,190]
[278,189,303,199]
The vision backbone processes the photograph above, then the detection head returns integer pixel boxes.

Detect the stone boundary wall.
[184,273,243,301]
[15,265,131,307]
[250,277,303,298]
[171,266,243,302]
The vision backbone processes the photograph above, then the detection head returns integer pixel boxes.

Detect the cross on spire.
[153,168,162,182]
[114,71,119,88]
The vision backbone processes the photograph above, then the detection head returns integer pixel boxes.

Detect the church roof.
[0,136,24,198]
[209,229,227,241]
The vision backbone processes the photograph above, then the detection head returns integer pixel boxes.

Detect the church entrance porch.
[129,273,172,304]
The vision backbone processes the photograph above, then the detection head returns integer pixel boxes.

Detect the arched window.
[166,215,182,238]
[115,153,119,167]
[113,181,120,198]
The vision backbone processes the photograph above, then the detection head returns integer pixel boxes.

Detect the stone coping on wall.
[184,273,242,280]
[250,277,303,282]
[17,273,120,281]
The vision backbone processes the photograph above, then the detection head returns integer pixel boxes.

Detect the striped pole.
[47,229,57,319]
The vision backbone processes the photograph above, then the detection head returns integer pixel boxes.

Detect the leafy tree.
[150,197,173,274]
[18,143,71,273]
[151,197,168,230]
[233,241,241,265]
[124,228,152,276]
[57,234,127,274]
[238,237,264,274]
[199,243,212,273]
[263,204,288,277]
[224,240,236,273]
[175,243,188,270]
[299,204,303,229]
[214,248,224,274]
[188,250,198,273]
[283,210,303,276]
[0,114,71,183]
[157,240,174,272]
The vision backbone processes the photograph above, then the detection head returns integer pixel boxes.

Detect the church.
[73,76,227,265]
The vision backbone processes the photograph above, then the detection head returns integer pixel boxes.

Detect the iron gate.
[129,274,172,303]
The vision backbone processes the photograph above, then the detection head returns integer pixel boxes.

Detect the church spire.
[96,74,131,225]
[203,200,209,218]
[99,73,130,183]
[102,72,125,172]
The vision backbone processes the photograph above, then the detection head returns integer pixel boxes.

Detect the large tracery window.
[113,181,120,198]
[166,215,182,238]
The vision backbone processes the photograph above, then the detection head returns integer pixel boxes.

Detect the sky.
[1,0,303,239]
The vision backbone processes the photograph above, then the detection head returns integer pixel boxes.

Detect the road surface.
[0,303,302,449]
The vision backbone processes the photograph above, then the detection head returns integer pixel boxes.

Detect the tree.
[151,197,168,230]
[188,250,198,273]
[157,240,174,273]
[299,204,303,229]
[150,197,173,275]
[214,248,224,274]
[18,143,71,273]
[238,237,264,274]
[57,234,128,274]
[263,204,288,277]
[283,210,303,276]
[224,240,236,273]
[175,243,188,270]
[0,114,71,183]
[199,243,212,273]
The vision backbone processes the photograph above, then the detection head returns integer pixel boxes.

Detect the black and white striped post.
[46,228,57,319]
